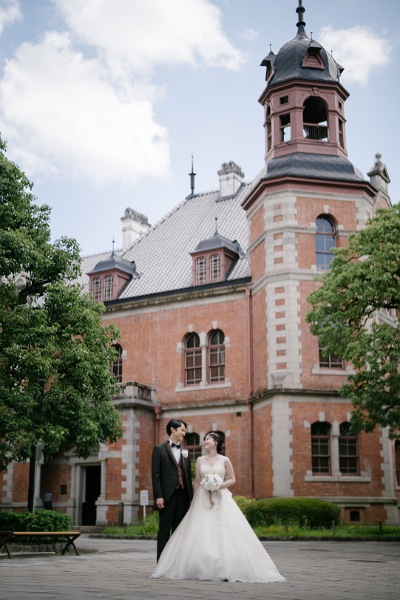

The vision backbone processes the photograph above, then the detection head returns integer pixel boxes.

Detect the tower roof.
[262,1,344,87]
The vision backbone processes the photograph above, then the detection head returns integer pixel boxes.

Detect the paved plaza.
[1,534,399,600]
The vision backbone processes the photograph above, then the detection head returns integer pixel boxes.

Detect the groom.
[151,418,193,561]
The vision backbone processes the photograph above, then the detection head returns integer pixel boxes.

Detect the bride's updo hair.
[205,431,223,453]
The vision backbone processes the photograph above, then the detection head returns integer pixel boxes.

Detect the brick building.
[2,1,399,526]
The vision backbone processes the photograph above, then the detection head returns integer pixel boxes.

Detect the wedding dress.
[151,456,285,583]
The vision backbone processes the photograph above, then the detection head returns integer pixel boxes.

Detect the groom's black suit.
[152,441,193,560]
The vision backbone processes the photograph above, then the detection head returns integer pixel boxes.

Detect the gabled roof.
[117,185,250,300]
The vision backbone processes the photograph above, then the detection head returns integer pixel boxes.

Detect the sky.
[0,0,398,256]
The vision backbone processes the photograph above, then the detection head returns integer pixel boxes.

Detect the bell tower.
[260,0,348,162]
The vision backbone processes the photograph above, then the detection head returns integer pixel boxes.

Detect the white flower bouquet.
[181,449,188,459]
[201,473,223,507]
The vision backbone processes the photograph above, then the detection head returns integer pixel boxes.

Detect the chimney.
[121,208,151,250]
[218,161,244,198]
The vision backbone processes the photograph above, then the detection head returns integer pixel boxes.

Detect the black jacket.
[151,441,193,506]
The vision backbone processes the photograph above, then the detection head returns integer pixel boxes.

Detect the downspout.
[246,288,255,497]
[154,405,161,445]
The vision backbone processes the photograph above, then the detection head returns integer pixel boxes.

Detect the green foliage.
[0,508,72,531]
[233,495,256,517]
[246,498,340,529]
[307,206,400,438]
[103,511,159,537]
[0,135,123,471]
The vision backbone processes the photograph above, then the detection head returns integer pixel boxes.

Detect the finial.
[214,215,218,235]
[296,0,306,35]
[111,237,115,256]
[189,155,196,196]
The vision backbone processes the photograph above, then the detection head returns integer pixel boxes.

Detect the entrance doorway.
[82,465,101,526]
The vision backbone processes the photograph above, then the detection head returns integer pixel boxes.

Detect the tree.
[0,136,123,473]
[306,205,400,439]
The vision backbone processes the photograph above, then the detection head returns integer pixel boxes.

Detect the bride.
[151,431,285,583]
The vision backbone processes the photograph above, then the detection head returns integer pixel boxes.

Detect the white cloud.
[0,32,170,184]
[318,25,391,85]
[0,0,21,35]
[55,0,246,73]
[238,27,259,43]
[0,0,244,186]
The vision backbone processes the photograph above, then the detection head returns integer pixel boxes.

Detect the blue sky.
[0,0,398,256]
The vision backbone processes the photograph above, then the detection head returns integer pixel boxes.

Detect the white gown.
[151,457,286,583]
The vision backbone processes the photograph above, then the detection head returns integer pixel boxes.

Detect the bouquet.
[201,473,223,507]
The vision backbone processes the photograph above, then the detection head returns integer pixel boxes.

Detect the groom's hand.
[156,497,165,509]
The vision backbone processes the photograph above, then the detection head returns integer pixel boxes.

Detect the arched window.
[339,422,359,474]
[185,432,202,462]
[104,274,114,301]
[185,333,202,385]
[208,330,225,383]
[316,215,336,270]
[311,421,331,474]
[303,96,328,141]
[111,344,123,383]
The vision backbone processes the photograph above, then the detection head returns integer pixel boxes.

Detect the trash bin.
[43,492,53,510]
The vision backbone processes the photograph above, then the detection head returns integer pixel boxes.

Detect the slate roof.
[260,153,365,183]
[269,30,343,87]
[117,185,250,300]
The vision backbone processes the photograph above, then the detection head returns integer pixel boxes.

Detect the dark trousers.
[157,488,188,561]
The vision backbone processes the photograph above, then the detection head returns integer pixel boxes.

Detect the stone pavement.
[1,534,399,600]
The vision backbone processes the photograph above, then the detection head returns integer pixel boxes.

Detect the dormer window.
[191,232,241,286]
[92,277,101,302]
[196,257,207,285]
[104,274,114,301]
[88,253,138,302]
[210,255,221,283]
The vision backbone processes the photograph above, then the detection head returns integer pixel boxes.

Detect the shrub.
[234,496,256,518]
[0,509,72,533]
[246,498,340,529]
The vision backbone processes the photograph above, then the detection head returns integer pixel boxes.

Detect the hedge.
[0,509,72,540]
[246,497,340,529]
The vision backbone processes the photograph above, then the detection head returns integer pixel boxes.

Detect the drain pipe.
[246,288,255,497]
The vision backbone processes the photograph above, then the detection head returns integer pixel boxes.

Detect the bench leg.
[0,539,12,559]
[61,537,80,556]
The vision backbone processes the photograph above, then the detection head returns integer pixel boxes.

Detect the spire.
[296,0,306,36]
[189,155,196,196]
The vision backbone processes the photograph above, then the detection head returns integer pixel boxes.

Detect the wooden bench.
[0,531,81,558]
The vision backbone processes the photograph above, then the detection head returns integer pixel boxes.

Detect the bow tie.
[171,443,180,448]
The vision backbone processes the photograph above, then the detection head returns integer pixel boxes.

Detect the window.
[196,257,207,285]
[316,215,336,270]
[111,344,123,383]
[319,340,343,369]
[311,422,331,474]
[280,113,291,142]
[338,118,344,148]
[303,97,328,141]
[104,274,114,301]
[185,333,202,385]
[208,330,225,383]
[185,433,202,462]
[210,255,221,283]
[339,422,359,474]
[280,95,289,104]
[91,277,101,302]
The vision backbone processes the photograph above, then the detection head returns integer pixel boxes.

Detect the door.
[82,465,101,526]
